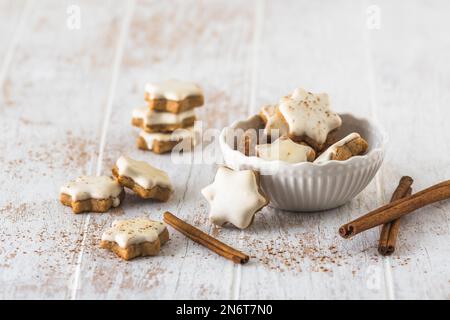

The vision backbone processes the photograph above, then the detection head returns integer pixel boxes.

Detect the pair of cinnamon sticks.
[339,177,450,255]
[378,176,413,255]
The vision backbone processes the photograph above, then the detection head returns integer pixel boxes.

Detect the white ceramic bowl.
[219,113,387,212]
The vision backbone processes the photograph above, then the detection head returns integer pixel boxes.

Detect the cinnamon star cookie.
[201,167,269,229]
[314,132,369,164]
[100,217,169,260]
[259,104,289,139]
[145,79,204,113]
[137,127,197,154]
[278,88,342,151]
[131,107,196,133]
[112,156,173,201]
[60,176,125,214]
[256,137,316,163]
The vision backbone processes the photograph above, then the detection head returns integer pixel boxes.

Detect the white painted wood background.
[0,0,449,299]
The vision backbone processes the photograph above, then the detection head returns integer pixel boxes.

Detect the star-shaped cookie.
[314,132,369,164]
[278,88,342,148]
[256,137,316,163]
[145,79,202,101]
[201,167,269,229]
[145,79,204,113]
[100,217,169,260]
[259,104,289,138]
[60,175,125,213]
[112,155,173,201]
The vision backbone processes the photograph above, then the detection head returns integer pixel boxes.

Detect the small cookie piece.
[256,137,316,163]
[145,79,204,113]
[132,107,196,133]
[236,128,258,156]
[278,88,342,151]
[100,217,169,260]
[201,167,269,229]
[60,176,125,214]
[137,127,197,154]
[314,132,369,164]
[259,104,289,139]
[112,156,173,201]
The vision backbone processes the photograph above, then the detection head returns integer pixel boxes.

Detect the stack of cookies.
[132,79,204,154]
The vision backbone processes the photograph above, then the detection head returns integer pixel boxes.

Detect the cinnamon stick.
[378,176,413,255]
[339,179,450,239]
[163,211,249,264]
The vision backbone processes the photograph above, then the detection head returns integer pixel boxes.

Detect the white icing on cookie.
[314,132,361,164]
[256,137,314,163]
[278,88,342,145]
[139,127,197,147]
[60,176,123,205]
[101,217,166,248]
[145,79,203,101]
[116,156,172,190]
[260,105,289,137]
[201,167,268,229]
[132,107,196,125]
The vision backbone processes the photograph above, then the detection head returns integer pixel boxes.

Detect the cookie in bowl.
[314,132,369,164]
[277,88,342,151]
[256,137,316,163]
[259,104,289,140]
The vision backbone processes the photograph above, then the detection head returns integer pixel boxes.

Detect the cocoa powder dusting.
[242,234,353,273]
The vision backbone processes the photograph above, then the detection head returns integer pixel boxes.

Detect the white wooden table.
[1,0,449,300]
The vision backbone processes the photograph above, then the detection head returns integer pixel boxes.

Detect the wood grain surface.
[0,0,449,299]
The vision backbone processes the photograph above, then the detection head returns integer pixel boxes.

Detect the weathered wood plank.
[368,0,450,299]
[0,0,129,299]
[0,0,29,102]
